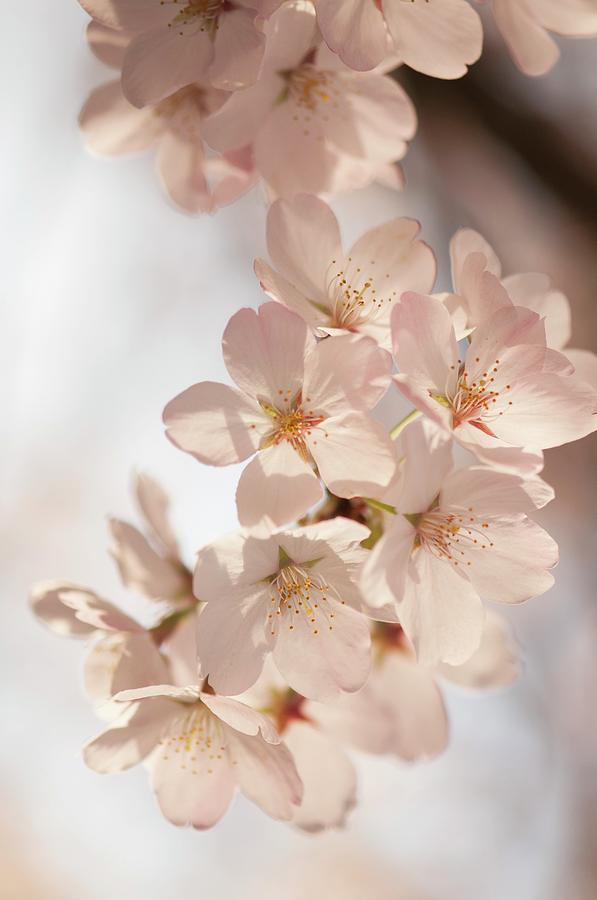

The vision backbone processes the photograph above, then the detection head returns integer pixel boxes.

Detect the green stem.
[363,497,397,516]
[389,408,422,440]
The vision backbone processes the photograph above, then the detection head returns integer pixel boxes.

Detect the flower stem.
[390,408,422,440]
[363,497,397,516]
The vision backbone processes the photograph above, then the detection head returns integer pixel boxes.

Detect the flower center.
[259,393,325,460]
[433,359,513,436]
[167,0,224,36]
[325,256,397,330]
[288,66,335,112]
[156,705,235,774]
[414,507,494,569]
[267,559,342,638]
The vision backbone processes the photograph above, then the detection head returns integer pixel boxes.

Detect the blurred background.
[2,3,596,899]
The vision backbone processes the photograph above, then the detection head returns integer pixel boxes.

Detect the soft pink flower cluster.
[32,197,597,830]
[76,1,597,212]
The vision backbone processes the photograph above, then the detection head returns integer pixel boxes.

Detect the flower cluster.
[32,196,597,830]
[76,0,597,211]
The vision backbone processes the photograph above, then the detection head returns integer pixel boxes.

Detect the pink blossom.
[201,2,417,197]
[446,228,597,391]
[317,0,483,77]
[489,0,597,76]
[391,292,597,457]
[194,518,373,700]
[30,474,197,706]
[83,684,303,828]
[241,664,357,831]
[80,0,271,106]
[163,302,396,529]
[255,193,436,350]
[80,24,257,214]
[361,420,558,664]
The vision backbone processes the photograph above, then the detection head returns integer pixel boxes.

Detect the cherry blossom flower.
[80,24,257,214]
[163,302,396,529]
[201,2,417,197]
[445,228,597,390]
[240,663,357,831]
[79,0,271,107]
[255,193,436,350]
[194,518,372,700]
[361,420,558,664]
[316,0,483,77]
[30,474,197,706]
[391,293,597,457]
[489,0,597,76]
[83,684,303,829]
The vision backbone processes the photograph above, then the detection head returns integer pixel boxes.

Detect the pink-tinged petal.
[303,334,392,415]
[163,613,199,687]
[163,381,266,465]
[307,412,397,499]
[374,160,405,190]
[371,650,448,760]
[491,371,597,449]
[455,257,513,329]
[440,466,554,516]
[79,81,162,155]
[253,99,350,197]
[344,218,436,323]
[273,596,371,701]
[202,77,280,153]
[200,694,279,742]
[565,348,597,391]
[283,720,356,832]
[392,373,453,432]
[306,685,392,756]
[80,0,172,30]
[291,517,371,558]
[450,228,502,295]
[254,259,327,328]
[58,586,141,632]
[360,519,415,609]
[206,147,258,209]
[266,194,342,303]
[226,729,303,820]
[86,21,131,68]
[83,697,176,773]
[134,472,179,555]
[463,518,558,604]
[439,611,520,689]
[156,130,213,214]
[210,6,265,90]
[223,302,312,402]
[149,725,236,829]
[114,684,200,702]
[84,631,170,704]
[30,581,97,636]
[502,273,571,350]
[197,586,272,696]
[399,551,485,665]
[317,0,390,71]
[493,0,560,76]
[395,418,454,514]
[329,73,417,162]
[236,443,324,529]
[465,443,545,477]
[122,29,212,108]
[261,0,318,70]
[109,519,187,600]
[535,0,597,35]
[194,530,278,599]
[391,292,458,390]
[383,0,483,79]
[465,306,546,378]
